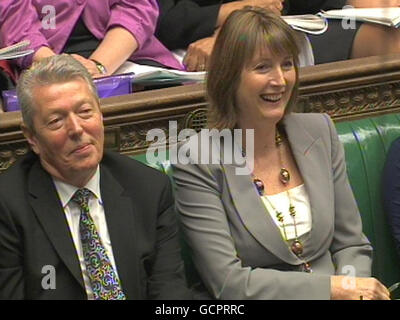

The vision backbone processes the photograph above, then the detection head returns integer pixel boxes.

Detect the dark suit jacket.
[382,137,400,258]
[155,0,346,50]
[0,151,191,300]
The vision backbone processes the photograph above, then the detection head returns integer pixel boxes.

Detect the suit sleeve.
[0,198,24,299]
[0,0,49,69]
[155,0,221,50]
[172,145,331,300]
[382,138,400,258]
[322,114,373,277]
[146,175,192,299]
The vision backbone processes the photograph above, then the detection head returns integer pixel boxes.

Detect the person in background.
[345,0,400,59]
[156,0,400,71]
[0,55,191,299]
[0,60,16,111]
[171,7,390,299]
[0,0,183,78]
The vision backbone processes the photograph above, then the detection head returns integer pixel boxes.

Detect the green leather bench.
[132,112,400,291]
[336,113,400,288]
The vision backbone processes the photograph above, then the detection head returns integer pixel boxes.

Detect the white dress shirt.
[53,166,120,299]
[261,184,312,240]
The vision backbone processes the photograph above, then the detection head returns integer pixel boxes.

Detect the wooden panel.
[298,54,400,121]
[2,53,400,172]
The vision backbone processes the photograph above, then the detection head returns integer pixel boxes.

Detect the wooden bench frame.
[2,53,400,172]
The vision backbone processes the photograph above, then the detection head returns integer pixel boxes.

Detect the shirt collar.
[53,166,102,208]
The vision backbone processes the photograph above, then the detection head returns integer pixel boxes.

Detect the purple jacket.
[0,0,183,70]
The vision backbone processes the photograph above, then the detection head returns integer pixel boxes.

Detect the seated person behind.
[382,136,400,259]
[171,7,390,299]
[156,0,400,71]
[0,55,190,300]
[0,0,182,77]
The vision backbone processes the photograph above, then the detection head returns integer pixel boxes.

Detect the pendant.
[279,168,290,185]
[303,262,312,273]
[291,239,303,256]
[253,178,264,196]
[275,132,283,145]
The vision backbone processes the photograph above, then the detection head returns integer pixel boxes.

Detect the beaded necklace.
[253,130,312,273]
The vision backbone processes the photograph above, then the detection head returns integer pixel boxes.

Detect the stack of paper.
[283,15,328,35]
[320,7,400,28]
[0,40,34,60]
[115,61,206,85]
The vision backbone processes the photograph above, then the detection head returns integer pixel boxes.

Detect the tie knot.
[71,188,92,208]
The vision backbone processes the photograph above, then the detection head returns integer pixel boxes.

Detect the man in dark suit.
[0,54,191,300]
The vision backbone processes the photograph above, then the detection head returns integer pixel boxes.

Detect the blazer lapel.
[100,165,141,300]
[223,164,299,264]
[283,115,333,258]
[28,161,84,289]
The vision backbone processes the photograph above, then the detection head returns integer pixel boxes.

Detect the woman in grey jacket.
[172,7,390,299]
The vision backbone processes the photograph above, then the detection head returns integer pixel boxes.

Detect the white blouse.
[261,184,312,240]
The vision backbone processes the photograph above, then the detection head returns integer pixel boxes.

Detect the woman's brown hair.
[206,6,301,130]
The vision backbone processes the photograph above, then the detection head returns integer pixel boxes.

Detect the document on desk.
[115,61,206,85]
[320,7,400,28]
[282,15,328,35]
[0,40,34,60]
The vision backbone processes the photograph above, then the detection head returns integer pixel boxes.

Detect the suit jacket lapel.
[28,160,84,289]
[223,164,299,264]
[283,114,333,258]
[100,165,141,299]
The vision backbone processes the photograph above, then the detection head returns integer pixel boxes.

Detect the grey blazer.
[172,113,372,300]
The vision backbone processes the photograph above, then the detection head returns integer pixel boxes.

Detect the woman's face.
[235,46,296,127]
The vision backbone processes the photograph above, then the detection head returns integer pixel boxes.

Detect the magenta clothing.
[0,0,183,70]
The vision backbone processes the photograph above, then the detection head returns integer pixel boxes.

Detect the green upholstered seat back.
[130,151,200,286]
[336,114,400,287]
[132,113,400,288]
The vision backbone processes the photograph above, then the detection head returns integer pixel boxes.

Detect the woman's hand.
[89,27,138,76]
[243,0,284,14]
[70,54,103,77]
[185,0,284,72]
[183,36,216,71]
[32,46,56,64]
[217,0,283,29]
[331,275,391,300]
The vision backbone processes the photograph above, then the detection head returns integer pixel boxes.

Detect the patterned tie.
[71,188,126,300]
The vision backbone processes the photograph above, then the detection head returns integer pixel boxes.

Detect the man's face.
[24,78,104,186]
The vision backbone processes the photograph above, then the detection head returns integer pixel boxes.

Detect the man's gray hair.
[17,54,98,132]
